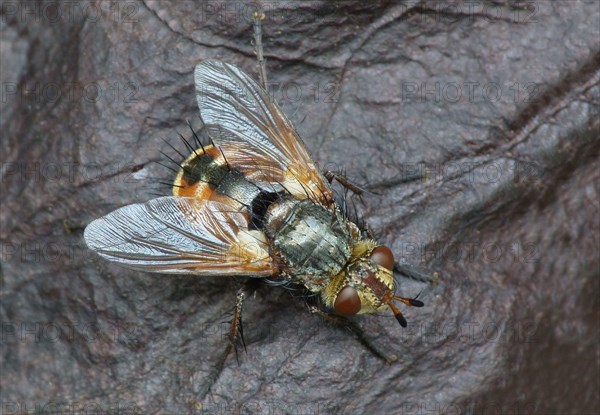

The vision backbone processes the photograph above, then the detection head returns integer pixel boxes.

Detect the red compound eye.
[370,245,395,271]
[333,286,361,316]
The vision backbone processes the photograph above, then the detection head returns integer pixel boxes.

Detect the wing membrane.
[84,197,275,276]
[194,60,334,205]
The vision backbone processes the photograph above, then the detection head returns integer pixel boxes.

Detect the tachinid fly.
[84,17,424,352]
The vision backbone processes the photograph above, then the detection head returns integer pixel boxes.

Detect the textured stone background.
[1,0,599,414]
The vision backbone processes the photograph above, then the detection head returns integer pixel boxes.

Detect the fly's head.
[322,240,423,327]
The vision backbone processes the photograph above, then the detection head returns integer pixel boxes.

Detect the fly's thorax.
[263,200,353,291]
[322,240,396,315]
[261,198,296,233]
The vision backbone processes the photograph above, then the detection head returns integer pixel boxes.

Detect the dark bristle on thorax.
[333,181,370,236]
[249,191,287,230]
[265,278,319,301]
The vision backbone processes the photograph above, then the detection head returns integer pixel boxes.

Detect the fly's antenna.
[387,295,424,327]
[252,10,268,89]
[382,289,424,328]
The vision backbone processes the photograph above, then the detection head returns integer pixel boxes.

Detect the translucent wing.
[194,60,335,206]
[84,197,275,276]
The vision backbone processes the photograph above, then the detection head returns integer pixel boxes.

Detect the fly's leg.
[308,305,397,364]
[229,289,247,363]
[394,262,439,284]
[197,280,260,398]
[324,170,373,197]
[326,166,429,196]
[252,10,268,89]
[211,279,260,370]
[367,165,430,192]
[229,279,262,363]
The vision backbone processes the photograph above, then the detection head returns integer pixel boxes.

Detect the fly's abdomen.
[173,144,261,207]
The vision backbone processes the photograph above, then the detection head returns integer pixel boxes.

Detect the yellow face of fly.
[322,240,394,314]
[321,241,422,327]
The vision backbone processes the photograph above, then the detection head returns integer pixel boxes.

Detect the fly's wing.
[84,197,275,276]
[194,60,335,207]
